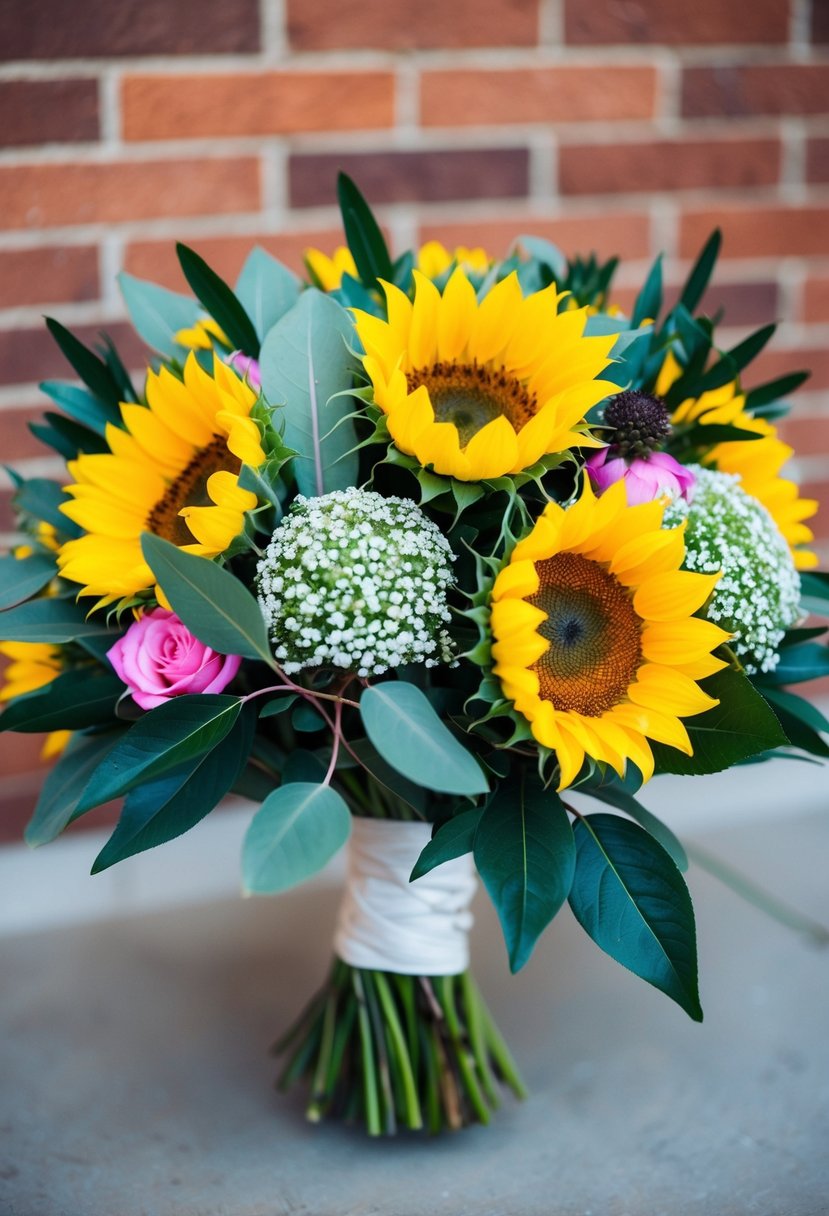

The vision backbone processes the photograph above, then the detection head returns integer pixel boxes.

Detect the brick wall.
[1,0,828,831]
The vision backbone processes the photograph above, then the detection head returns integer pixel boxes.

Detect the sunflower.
[490,479,730,789]
[657,353,818,570]
[0,641,70,758]
[353,268,616,482]
[58,354,266,601]
[175,316,230,351]
[417,241,490,279]
[305,245,358,292]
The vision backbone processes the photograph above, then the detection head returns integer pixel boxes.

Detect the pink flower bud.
[227,351,261,392]
[587,447,696,506]
[107,608,241,710]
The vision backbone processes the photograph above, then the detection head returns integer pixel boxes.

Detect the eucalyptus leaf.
[25,731,125,846]
[475,777,576,972]
[569,814,702,1021]
[259,289,359,496]
[411,809,483,881]
[75,694,242,812]
[360,682,488,797]
[12,478,81,536]
[242,782,351,894]
[141,533,274,665]
[91,707,255,872]
[39,381,115,435]
[118,271,201,356]
[234,247,301,341]
[0,553,56,609]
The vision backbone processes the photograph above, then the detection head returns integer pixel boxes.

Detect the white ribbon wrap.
[334,818,477,976]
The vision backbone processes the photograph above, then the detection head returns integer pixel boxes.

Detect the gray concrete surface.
[1,810,828,1216]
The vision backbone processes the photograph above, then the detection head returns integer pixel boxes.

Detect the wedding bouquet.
[2,175,827,1135]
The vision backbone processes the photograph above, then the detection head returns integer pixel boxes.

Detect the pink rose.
[107,608,241,710]
[227,351,261,392]
[587,448,696,506]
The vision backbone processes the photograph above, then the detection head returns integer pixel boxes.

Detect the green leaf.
[762,686,829,734]
[292,700,326,732]
[45,317,123,407]
[675,228,721,316]
[75,694,242,812]
[25,731,125,846]
[259,693,297,718]
[140,533,274,665]
[39,380,117,435]
[758,642,829,685]
[0,597,115,644]
[176,243,260,357]
[259,289,359,497]
[118,271,201,356]
[34,411,110,458]
[12,478,81,536]
[631,254,663,327]
[91,707,256,872]
[651,668,787,775]
[744,371,809,411]
[680,423,763,447]
[281,748,327,783]
[799,572,829,615]
[0,667,123,733]
[723,323,775,372]
[345,736,427,814]
[234,247,301,341]
[0,553,56,609]
[242,782,351,894]
[578,774,688,872]
[360,682,488,797]
[410,808,483,881]
[569,814,702,1021]
[474,776,576,972]
[337,172,394,292]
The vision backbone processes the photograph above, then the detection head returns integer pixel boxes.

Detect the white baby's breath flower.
[663,465,801,674]
[256,489,455,676]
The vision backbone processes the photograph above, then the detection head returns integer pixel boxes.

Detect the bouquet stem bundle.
[276,957,526,1134]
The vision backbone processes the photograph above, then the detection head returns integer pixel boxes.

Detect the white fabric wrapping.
[334,818,477,976]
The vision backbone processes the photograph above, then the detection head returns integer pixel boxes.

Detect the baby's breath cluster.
[664,466,801,673]
[256,488,455,676]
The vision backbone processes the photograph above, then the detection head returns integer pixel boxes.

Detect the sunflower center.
[146,436,240,547]
[409,361,537,447]
[528,551,642,716]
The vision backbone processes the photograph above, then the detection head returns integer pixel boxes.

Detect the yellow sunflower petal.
[633,570,721,622]
[641,618,732,665]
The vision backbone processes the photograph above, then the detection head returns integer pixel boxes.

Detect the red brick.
[0,247,99,309]
[807,138,829,184]
[778,415,829,456]
[286,0,538,50]
[125,230,343,291]
[680,206,829,260]
[0,159,261,231]
[803,275,829,323]
[0,80,99,148]
[560,136,781,195]
[0,489,18,532]
[0,405,58,461]
[0,0,259,58]
[420,65,657,126]
[123,72,395,141]
[747,347,829,392]
[289,148,530,209]
[813,1,829,42]
[565,0,789,45]
[419,211,651,263]
[0,323,147,388]
[682,65,829,119]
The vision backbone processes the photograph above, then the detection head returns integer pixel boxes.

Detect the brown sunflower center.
[528,552,642,716]
[408,360,537,447]
[146,435,240,547]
